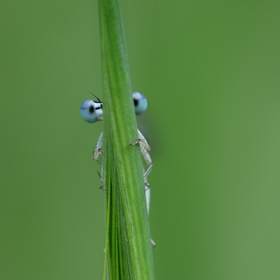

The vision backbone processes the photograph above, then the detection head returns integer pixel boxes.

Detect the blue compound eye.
[80,99,103,123]
[133,92,148,115]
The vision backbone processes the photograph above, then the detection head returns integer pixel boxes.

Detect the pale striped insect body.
[80,92,155,246]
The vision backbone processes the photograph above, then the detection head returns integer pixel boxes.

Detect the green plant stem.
[98,0,155,279]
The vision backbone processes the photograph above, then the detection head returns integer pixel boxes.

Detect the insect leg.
[93,132,103,161]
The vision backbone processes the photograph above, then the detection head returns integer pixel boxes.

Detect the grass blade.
[98,0,155,279]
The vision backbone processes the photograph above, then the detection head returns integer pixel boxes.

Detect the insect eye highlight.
[89,105,95,114]
[133,98,139,107]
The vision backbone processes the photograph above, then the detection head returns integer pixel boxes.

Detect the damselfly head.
[80,92,147,123]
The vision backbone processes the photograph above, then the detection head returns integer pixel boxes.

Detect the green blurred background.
[1,0,280,279]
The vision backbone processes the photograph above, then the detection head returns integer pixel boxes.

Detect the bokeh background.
[1,0,280,279]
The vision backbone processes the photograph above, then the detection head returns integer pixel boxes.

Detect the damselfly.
[80,92,154,245]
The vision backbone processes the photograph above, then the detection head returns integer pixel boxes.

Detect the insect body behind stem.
[80,92,155,246]
[80,92,153,183]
